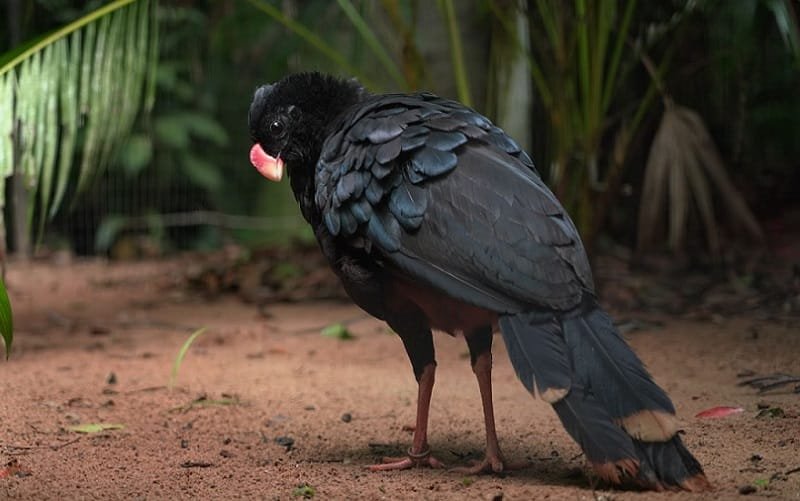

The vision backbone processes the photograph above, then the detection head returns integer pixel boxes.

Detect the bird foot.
[450,454,529,475]
[367,447,445,471]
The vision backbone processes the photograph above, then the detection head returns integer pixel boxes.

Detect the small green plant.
[169,327,208,390]
[292,483,316,498]
[321,323,354,340]
[753,478,770,488]
[756,406,785,419]
[0,278,12,359]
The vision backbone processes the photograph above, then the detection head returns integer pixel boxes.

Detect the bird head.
[248,72,364,183]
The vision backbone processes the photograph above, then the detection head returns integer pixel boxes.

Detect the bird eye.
[269,120,285,135]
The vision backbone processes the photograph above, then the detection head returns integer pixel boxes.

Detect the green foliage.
[0,0,158,236]
[244,0,471,96]
[94,214,128,253]
[91,4,233,253]
[321,323,354,340]
[701,0,800,195]
[764,0,800,64]
[169,327,208,390]
[0,278,12,359]
[118,134,153,176]
[491,0,658,239]
[292,483,316,498]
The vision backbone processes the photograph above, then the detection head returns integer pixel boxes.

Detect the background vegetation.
[1,0,798,261]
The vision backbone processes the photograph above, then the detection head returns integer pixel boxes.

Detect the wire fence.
[44,169,302,257]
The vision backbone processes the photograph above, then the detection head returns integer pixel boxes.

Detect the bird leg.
[453,328,529,474]
[368,310,444,471]
[368,362,445,470]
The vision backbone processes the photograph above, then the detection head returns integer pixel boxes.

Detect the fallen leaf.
[292,483,315,498]
[320,323,353,340]
[68,423,125,433]
[695,406,744,418]
[756,407,785,419]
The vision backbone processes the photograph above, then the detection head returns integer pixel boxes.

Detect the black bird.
[247,72,710,491]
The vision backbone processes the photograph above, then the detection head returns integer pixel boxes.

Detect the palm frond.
[0,0,158,241]
[637,104,764,256]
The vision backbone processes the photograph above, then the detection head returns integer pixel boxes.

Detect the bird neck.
[285,75,366,225]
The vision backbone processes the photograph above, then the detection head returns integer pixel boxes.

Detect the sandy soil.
[1,258,799,500]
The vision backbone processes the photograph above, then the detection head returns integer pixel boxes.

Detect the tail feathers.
[561,299,678,441]
[552,385,639,479]
[633,436,712,491]
[499,313,571,402]
[553,385,710,491]
[498,296,709,491]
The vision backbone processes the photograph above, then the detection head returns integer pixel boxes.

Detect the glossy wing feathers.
[315,94,535,242]
[315,93,590,312]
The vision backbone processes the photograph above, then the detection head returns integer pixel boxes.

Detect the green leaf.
[0,278,13,359]
[68,423,125,434]
[184,113,229,146]
[320,323,353,340]
[119,134,153,176]
[753,478,770,488]
[170,327,208,390]
[0,0,141,77]
[94,214,128,253]
[292,483,316,498]
[181,154,222,191]
[155,114,191,149]
[0,0,158,225]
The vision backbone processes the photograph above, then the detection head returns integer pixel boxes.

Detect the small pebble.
[274,436,295,450]
[341,413,352,423]
[739,485,757,495]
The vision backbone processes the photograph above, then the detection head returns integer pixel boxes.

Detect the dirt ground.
[1,257,799,500]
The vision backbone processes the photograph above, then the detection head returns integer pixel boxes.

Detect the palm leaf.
[0,0,159,244]
[637,104,763,255]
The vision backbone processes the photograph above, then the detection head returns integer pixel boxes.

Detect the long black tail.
[499,297,710,491]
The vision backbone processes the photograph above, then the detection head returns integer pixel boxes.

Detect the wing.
[315,93,593,313]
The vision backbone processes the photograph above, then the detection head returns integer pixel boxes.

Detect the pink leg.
[368,363,445,470]
[452,350,529,474]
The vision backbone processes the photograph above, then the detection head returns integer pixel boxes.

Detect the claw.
[450,455,529,475]
[367,447,446,471]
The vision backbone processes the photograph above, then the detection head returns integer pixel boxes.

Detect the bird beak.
[249,143,284,182]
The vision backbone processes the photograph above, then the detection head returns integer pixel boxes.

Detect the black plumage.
[247,72,710,491]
